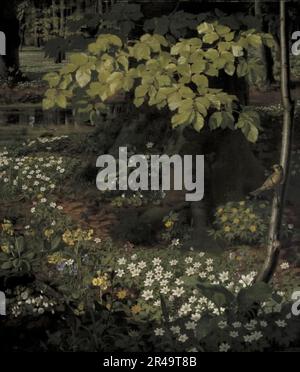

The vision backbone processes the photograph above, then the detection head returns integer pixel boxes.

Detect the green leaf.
[107,34,123,47]
[237,282,272,310]
[195,99,208,116]
[135,85,149,98]
[43,98,54,110]
[168,92,182,111]
[178,98,194,113]
[203,32,219,44]
[171,110,192,128]
[192,74,209,88]
[237,110,261,142]
[262,34,275,48]
[60,63,77,75]
[224,63,235,76]
[75,67,91,88]
[15,237,25,253]
[70,53,89,66]
[179,86,195,99]
[215,24,231,36]
[135,43,151,60]
[209,112,223,130]
[248,126,259,143]
[1,261,12,270]
[193,112,205,132]
[87,82,102,97]
[232,44,244,57]
[224,32,235,42]
[44,72,60,88]
[218,42,231,53]
[117,55,129,71]
[56,94,67,109]
[248,34,262,48]
[205,49,219,61]
[237,60,248,77]
[198,282,235,306]
[51,236,61,250]
[197,22,215,35]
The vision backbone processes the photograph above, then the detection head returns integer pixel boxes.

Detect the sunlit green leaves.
[236,110,261,143]
[75,67,91,88]
[192,74,209,88]
[232,44,244,57]
[203,32,219,44]
[43,23,272,143]
[171,110,193,128]
[43,72,60,88]
[209,111,234,130]
[70,53,89,66]
[237,59,248,77]
[197,22,215,35]
[247,34,262,48]
[193,112,205,132]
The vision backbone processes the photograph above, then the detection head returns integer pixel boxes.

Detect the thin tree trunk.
[256,0,295,283]
[52,0,59,36]
[32,5,38,47]
[255,0,275,89]
[59,0,65,37]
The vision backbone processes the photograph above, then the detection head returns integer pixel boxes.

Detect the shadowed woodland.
[0,0,300,352]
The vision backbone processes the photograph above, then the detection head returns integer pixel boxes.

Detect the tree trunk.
[0,0,20,78]
[59,0,65,37]
[256,0,295,283]
[52,0,59,36]
[255,0,275,89]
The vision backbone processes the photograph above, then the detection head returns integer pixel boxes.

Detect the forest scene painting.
[0,0,300,354]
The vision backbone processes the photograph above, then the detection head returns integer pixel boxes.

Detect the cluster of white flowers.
[0,151,69,198]
[25,135,69,148]
[114,250,294,350]
[10,289,56,318]
[115,252,262,345]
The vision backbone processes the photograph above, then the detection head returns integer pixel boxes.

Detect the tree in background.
[0,0,21,78]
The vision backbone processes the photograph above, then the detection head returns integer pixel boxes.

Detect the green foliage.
[43,21,273,142]
[209,200,268,244]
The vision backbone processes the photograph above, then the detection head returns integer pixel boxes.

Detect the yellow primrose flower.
[131,304,142,315]
[245,208,251,214]
[116,289,127,300]
[1,244,10,254]
[231,208,238,213]
[249,214,256,219]
[86,229,94,241]
[217,208,224,215]
[62,230,75,246]
[164,220,174,229]
[221,215,228,222]
[224,226,231,232]
[249,225,257,233]
[1,220,14,236]
[239,201,245,206]
[47,252,64,265]
[92,274,109,289]
[92,278,100,287]
[233,218,240,224]
[44,228,54,239]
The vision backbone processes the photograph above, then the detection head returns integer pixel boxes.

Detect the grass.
[19,47,68,81]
